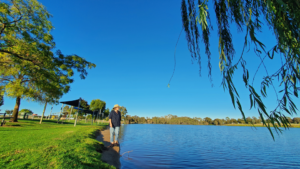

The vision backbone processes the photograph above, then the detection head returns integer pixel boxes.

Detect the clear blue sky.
[2,0,296,119]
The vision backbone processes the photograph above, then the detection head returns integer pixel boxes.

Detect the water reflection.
[119,124,300,169]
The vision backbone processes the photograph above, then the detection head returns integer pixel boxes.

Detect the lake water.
[118,124,300,169]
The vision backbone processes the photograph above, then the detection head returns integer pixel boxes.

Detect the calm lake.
[118,124,300,169]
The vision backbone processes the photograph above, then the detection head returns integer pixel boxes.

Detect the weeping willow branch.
[179,0,300,140]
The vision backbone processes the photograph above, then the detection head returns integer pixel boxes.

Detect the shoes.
[107,142,119,149]
[107,144,114,148]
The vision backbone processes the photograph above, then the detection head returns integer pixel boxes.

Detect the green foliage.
[5,109,13,115]
[104,108,110,117]
[213,118,222,125]
[230,118,237,124]
[0,0,55,62]
[237,118,245,124]
[180,0,300,139]
[204,117,212,124]
[124,114,300,126]
[19,109,33,115]
[119,106,128,121]
[80,99,90,110]
[90,99,106,114]
[0,0,96,122]
[63,105,70,112]
[293,117,300,124]
[0,119,111,168]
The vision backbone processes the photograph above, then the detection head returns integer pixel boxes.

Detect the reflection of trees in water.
[118,124,127,142]
[119,125,133,160]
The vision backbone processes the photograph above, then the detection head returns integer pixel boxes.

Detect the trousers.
[110,126,120,143]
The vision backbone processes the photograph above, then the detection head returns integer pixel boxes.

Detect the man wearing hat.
[108,104,121,147]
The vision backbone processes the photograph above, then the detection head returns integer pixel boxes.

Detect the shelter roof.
[60,99,84,108]
[60,98,94,114]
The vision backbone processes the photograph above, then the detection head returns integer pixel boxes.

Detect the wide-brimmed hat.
[113,104,120,109]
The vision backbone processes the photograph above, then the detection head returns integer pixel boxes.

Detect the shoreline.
[96,126,121,169]
[125,123,300,128]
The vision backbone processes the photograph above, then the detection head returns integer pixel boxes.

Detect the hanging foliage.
[180,0,300,139]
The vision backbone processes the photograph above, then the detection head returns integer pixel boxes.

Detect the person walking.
[108,104,121,148]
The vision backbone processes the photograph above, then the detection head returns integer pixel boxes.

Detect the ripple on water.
[119,124,300,169]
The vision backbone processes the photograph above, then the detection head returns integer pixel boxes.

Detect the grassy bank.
[224,123,300,128]
[0,119,113,169]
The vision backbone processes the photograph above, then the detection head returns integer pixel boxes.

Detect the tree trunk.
[40,101,47,124]
[10,97,21,122]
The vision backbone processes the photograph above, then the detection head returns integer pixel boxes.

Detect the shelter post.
[48,106,53,119]
[74,98,81,127]
[69,106,73,121]
[57,104,64,122]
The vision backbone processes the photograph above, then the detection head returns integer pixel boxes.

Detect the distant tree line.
[125,114,300,125]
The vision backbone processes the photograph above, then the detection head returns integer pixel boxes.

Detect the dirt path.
[96,126,121,169]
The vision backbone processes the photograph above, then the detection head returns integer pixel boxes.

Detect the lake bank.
[96,126,121,169]
[126,123,300,128]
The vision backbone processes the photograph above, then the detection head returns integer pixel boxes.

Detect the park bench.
[0,113,6,126]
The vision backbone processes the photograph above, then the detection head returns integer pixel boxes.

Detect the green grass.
[0,119,113,169]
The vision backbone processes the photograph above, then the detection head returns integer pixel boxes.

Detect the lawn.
[0,119,113,169]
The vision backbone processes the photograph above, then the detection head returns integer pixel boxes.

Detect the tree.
[286,117,293,123]
[125,115,133,124]
[225,117,231,124]
[178,0,300,138]
[204,117,212,124]
[0,1,96,122]
[19,109,33,115]
[80,99,90,110]
[90,99,106,114]
[246,117,253,124]
[293,117,300,124]
[119,106,128,121]
[213,118,222,125]
[63,105,70,113]
[237,118,245,124]
[254,116,261,124]
[230,118,237,124]
[0,0,55,62]
[252,116,258,124]
[5,110,13,115]
[1,51,95,122]
[104,108,110,117]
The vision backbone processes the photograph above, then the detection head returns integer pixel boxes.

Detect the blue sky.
[2,0,296,119]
